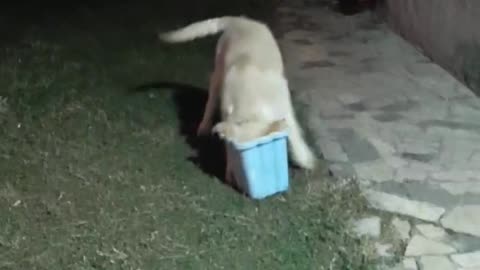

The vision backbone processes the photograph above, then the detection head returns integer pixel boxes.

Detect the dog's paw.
[212,122,230,139]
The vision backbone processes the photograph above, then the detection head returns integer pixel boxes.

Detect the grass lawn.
[0,1,378,269]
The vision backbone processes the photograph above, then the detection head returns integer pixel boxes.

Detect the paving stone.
[367,136,397,158]
[423,120,480,138]
[376,122,423,149]
[364,190,445,222]
[328,163,356,179]
[391,217,411,240]
[377,180,461,210]
[351,216,382,238]
[384,156,409,169]
[415,224,448,240]
[314,97,351,118]
[378,98,418,113]
[336,92,363,106]
[404,62,448,80]
[394,165,429,182]
[451,79,480,97]
[405,63,465,100]
[450,250,480,268]
[375,242,394,257]
[328,50,353,58]
[450,99,480,123]
[316,137,349,162]
[380,264,405,270]
[402,258,418,270]
[372,112,404,122]
[407,161,440,173]
[431,170,480,182]
[469,151,480,164]
[438,182,480,196]
[354,160,395,183]
[307,110,330,137]
[352,112,383,136]
[365,96,407,111]
[394,159,441,182]
[400,152,436,163]
[448,233,480,254]
[321,114,357,124]
[400,99,450,122]
[333,128,381,163]
[283,29,317,40]
[295,45,330,64]
[418,256,456,270]
[276,4,480,267]
[397,133,440,155]
[437,138,480,170]
[441,205,480,237]
[405,235,456,256]
[277,6,297,13]
[301,60,336,69]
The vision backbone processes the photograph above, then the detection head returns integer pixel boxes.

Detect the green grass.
[0,1,377,269]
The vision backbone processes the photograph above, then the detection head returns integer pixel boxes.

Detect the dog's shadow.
[130,81,226,181]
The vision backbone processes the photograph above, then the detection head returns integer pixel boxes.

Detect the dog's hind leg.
[284,106,316,170]
[197,38,229,135]
[197,71,222,135]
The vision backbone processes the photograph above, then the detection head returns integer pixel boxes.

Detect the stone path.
[276,1,480,269]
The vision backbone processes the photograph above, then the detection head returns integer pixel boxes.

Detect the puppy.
[159,16,316,182]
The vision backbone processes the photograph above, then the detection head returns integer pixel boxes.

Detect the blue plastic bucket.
[226,131,289,199]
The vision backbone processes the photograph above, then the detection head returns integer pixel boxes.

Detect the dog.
[159,16,316,182]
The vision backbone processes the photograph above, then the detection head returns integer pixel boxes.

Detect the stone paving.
[275,1,480,269]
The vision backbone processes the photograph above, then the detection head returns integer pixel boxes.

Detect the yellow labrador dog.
[159,16,316,182]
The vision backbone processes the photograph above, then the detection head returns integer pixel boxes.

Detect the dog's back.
[221,63,290,122]
[220,17,284,74]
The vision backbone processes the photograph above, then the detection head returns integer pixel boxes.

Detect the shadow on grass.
[127,81,316,198]
[129,81,227,182]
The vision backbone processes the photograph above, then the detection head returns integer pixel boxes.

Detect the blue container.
[226,131,289,200]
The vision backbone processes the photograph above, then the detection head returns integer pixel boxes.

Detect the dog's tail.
[159,16,235,43]
[285,106,316,170]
